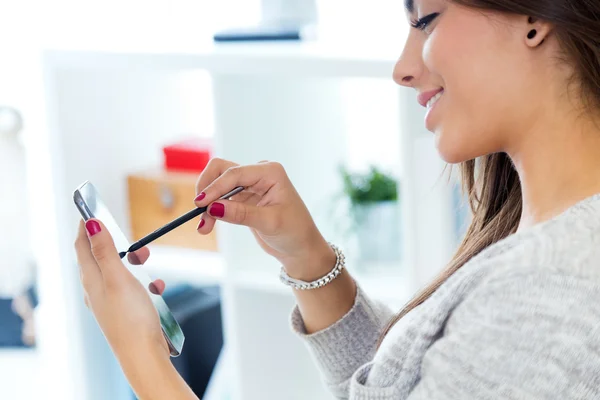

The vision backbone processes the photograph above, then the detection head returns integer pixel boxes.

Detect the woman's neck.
[510,107,600,232]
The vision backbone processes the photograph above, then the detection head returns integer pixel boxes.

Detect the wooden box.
[127,170,218,251]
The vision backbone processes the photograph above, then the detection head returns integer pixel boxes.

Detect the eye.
[410,12,440,33]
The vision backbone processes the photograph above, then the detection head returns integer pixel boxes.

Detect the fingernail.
[197,219,205,230]
[209,202,225,218]
[195,192,206,202]
[85,220,102,236]
[128,252,140,265]
[148,282,159,295]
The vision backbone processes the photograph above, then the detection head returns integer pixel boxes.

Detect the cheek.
[434,85,512,164]
[423,14,515,162]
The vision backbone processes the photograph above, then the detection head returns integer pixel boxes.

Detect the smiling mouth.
[426,90,444,109]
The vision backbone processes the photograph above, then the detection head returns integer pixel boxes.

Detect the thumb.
[84,219,121,274]
[207,199,278,233]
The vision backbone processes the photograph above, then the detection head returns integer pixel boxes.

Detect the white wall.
[0,2,438,400]
[36,0,261,49]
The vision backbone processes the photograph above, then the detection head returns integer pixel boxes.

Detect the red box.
[162,137,212,173]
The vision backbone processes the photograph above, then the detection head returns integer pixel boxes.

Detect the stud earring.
[527,29,537,39]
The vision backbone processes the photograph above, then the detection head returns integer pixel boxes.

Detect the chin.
[433,128,473,164]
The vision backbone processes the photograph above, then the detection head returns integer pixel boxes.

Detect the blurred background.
[0,0,470,399]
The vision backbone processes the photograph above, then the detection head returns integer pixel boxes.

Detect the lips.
[417,88,444,108]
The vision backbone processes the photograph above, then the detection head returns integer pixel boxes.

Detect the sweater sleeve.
[290,282,395,399]
[406,267,600,400]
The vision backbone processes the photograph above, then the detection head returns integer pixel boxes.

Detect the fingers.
[149,279,166,295]
[195,158,238,202]
[127,247,150,265]
[196,213,216,235]
[194,158,287,233]
[75,220,103,296]
[204,199,281,233]
[194,162,282,209]
[229,190,259,204]
[84,219,123,281]
[197,191,262,235]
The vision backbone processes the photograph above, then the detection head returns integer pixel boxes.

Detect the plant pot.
[354,200,401,265]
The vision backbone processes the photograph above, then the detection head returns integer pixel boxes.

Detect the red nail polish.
[209,202,225,218]
[197,219,205,230]
[195,192,206,202]
[148,282,159,295]
[127,252,141,265]
[85,220,102,236]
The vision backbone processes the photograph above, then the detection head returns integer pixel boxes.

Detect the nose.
[393,66,415,87]
[393,33,424,88]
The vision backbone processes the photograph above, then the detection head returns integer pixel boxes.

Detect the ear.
[525,16,552,47]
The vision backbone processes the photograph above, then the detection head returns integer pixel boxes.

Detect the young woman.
[75,0,600,398]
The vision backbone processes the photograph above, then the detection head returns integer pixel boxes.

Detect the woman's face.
[394,0,545,163]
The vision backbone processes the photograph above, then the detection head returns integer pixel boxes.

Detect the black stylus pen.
[119,186,244,259]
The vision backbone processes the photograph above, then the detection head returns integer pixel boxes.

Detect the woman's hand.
[74,219,169,363]
[195,159,357,334]
[75,220,197,399]
[194,158,336,280]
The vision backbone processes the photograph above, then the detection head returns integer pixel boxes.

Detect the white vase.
[0,106,34,298]
[354,200,401,266]
[315,0,404,43]
[260,0,318,26]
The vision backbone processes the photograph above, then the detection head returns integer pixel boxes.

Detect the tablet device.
[73,181,184,357]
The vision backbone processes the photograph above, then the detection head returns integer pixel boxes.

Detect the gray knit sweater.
[291,194,600,399]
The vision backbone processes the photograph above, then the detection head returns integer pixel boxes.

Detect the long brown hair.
[378,0,600,346]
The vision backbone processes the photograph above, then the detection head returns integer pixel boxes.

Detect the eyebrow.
[405,0,414,13]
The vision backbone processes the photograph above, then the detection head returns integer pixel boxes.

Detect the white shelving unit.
[144,246,410,306]
[31,38,459,400]
[143,246,225,287]
[45,41,397,77]
[0,349,41,399]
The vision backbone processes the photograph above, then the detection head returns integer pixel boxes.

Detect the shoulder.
[457,216,600,343]
[407,199,600,398]
[456,263,600,332]
[408,264,600,399]
[418,262,600,399]
[469,198,600,289]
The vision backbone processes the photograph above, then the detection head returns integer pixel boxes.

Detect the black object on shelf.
[0,298,25,347]
[0,285,38,348]
[213,24,304,42]
[131,284,224,399]
[168,285,224,398]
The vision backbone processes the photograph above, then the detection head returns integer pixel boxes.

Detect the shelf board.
[0,348,40,399]
[232,263,413,308]
[140,246,412,307]
[143,245,225,286]
[358,270,414,308]
[43,40,398,78]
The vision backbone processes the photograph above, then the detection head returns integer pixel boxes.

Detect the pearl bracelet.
[279,243,345,290]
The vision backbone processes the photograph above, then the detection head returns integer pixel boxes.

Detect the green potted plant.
[340,165,401,264]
